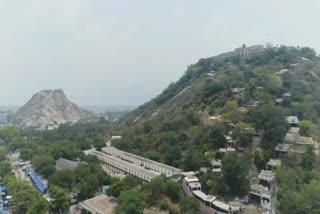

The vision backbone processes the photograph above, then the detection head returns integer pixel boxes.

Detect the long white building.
[90,146,182,182]
[101,147,182,177]
[93,150,160,182]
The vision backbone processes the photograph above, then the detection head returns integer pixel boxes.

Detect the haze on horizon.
[0,0,319,107]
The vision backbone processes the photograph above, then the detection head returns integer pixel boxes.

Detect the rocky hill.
[13,89,96,127]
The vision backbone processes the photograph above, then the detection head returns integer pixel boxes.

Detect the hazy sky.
[0,0,319,107]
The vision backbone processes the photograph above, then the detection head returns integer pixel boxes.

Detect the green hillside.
[110,45,320,213]
[115,46,320,161]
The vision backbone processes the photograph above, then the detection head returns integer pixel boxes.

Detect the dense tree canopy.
[221,153,250,196]
[115,190,146,214]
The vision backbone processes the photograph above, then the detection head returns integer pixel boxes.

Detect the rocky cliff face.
[13,89,96,127]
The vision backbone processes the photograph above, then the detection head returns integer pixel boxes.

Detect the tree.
[27,197,50,214]
[111,181,129,198]
[244,78,257,100]
[77,177,98,200]
[300,120,317,137]
[300,180,320,213]
[92,137,106,151]
[254,150,270,170]
[115,190,146,214]
[0,149,8,162]
[0,162,12,178]
[164,180,180,203]
[222,101,238,113]
[0,126,20,142]
[144,151,161,162]
[188,125,205,144]
[300,47,316,59]
[276,167,320,214]
[208,127,225,149]
[49,170,74,190]
[232,122,254,147]
[163,144,181,167]
[4,175,49,214]
[122,175,142,187]
[49,186,70,212]
[51,140,84,160]
[249,105,289,147]
[301,146,316,170]
[221,153,250,195]
[180,197,200,214]
[32,155,56,178]
[182,147,205,171]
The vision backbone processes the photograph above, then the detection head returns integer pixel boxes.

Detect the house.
[111,136,122,140]
[210,159,222,172]
[249,185,272,211]
[47,124,59,130]
[286,116,299,126]
[78,194,117,214]
[258,170,276,190]
[285,133,315,145]
[276,69,289,75]
[283,92,291,97]
[182,176,202,196]
[231,88,243,94]
[209,116,221,120]
[238,107,248,113]
[275,98,283,105]
[225,135,235,147]
[275,143,290,158]
[231,88,244,99]
[290,63,300,68]
[219,147,236,153]
[249,170,275,211]
[56,158,82,171]
[267,159,281,171]
[247,100,261,108]
[286,116,300,133]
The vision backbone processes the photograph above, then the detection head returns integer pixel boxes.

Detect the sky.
[0,0,319,107]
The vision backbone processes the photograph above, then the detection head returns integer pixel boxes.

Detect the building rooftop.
[212,200,230,211]
[184,175,199,183]
[192,190,207,201]
[219,147,236,153]
[56,158,82,171]
[79,194,117,214]
[102,147,181,174]
[211,159,222,166]
[231,88,243,93]
[286,116,299,125]
[275,143,290,152]
[258,170,275,182]
[285,133,315,145]
[94,151,161,179]
[267,159,282,167]
[204,195,216,203]
[250,184,271,195]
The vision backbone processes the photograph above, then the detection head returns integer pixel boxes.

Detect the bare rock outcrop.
[13,89,96,127]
